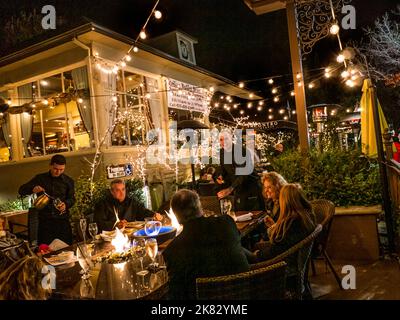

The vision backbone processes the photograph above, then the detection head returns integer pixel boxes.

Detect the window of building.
[17,66,93,158]
[111,70,155,146]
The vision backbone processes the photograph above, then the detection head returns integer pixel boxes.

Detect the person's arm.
[93,201,115,231]
[133,199,155,221]
[18,175,41,196]
[64,178,75,210]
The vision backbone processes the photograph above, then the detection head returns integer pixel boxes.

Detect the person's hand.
[153,213,163,221]
[264,215,275,228]
[33,185,45,194]
[217,187,233,199]
[117,220,128,229]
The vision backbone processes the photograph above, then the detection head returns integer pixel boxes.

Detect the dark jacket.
[18,171,75,245]
[94,192,154,231]
[219,147,264,211]
[265,199,280,222]
[163,215,249,300]
[19,171,75,219]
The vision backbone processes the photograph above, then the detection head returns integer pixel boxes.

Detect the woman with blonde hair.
[0,255,51,300]
[261,171,287,227]
[256,184,315,262]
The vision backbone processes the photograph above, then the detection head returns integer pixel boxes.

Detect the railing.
[383,130,400,234]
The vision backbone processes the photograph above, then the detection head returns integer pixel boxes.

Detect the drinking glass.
[88,223,98,243]
[80,218,87,243]
[144,220,162,237]
[76,244,93,280]
[133,238,149,276]
[53,198,65,214]
[145,238,158,270]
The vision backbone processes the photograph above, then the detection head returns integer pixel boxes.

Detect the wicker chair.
[250,224,322,300]
[310,199,342,289]
[196,261,287,300]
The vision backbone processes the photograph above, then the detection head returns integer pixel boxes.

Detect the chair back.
[251,224,322,299]
[197,183,216,196]
[196,261,287,300]
[310,199,335,254]
[199,196,221,216]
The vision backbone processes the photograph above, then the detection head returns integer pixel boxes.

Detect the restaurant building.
[0,22,253,203]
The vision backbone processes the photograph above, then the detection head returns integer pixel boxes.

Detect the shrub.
[270,149,382,207]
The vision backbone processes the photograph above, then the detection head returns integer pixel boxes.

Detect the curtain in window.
[18,84,33,157]
[71,67,94,145]
[1,113,11,148]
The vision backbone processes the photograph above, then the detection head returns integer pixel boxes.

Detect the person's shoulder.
[62,174,74,183]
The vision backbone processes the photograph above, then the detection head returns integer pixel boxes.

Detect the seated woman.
[261,171,287,228]
[255,184,316,263]
[0,255,52,300]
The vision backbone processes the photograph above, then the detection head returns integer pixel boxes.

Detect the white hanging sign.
[165,78,210,113]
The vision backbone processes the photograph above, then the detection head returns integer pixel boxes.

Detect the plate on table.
[44,251,77,266]
[125,221,145,229]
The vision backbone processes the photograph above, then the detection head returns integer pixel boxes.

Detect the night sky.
[0,0,399,123]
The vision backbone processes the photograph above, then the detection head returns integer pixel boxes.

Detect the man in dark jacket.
[163,189,249,300]
[19,154,75,245]
[216,133,264,211]
[94,179,162,231]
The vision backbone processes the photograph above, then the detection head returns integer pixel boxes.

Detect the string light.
[247,102,253,109]
[273,97,279,103]
[209,86,215,92]
[341,70,350,78]
[77,98,83,104]
[292,110,296,114]
[271,88,278,94]
[268,115,273,120]
[268,108,273,113]
[291,91,295,96]
[125,55,132,62]
[330,22,340,35]
[279,109,285,114]
[257,106,262,111]
[308,83,315,89]
[139,30,147,39]
[258,101,264,106]
[154,10,162,19]
[249,93,254,99]
[268,79,274,84]
[296,73,301,80]
[337,54,345,63]
[239,82,245,88]
[133,46,139,53]
[240,110,245,115]
[346,79,355,87]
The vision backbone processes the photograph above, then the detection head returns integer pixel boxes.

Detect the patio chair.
[310,199,343,289]
[196,261,287,300]
[197,183,216,196]
[250,224,322,300]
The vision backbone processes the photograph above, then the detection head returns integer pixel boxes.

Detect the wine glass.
[80,218,87,243]
[145,238,158,270]
[144,220,162,237]
[76,244,93,280]
[132,238,149,276]
[53,198,65,214]
[88,223,98,243]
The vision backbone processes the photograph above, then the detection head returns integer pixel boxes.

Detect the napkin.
[235,212,253,222]
[49,239,69,251]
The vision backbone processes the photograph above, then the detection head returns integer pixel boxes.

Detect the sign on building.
[106,164,133,179]
[165,78,211,114]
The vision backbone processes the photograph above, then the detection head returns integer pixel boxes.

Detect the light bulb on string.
[330,22,340,35]
[125,55,132,62]
[292,110,296,114]
[249,93,254,99]
[297,81,302,87]
[268,108,273,113]
[308,83,315,89]
[268,115,273,120]
[240,110,245,115]
[257,106,262,111]
[139,31,147,39]
[341,70,350,78]
[337,54,345,63]
[325,72,331,78]
[268,79,274,84]
[346,79,355,87]
[239,82,245,88]
[77,98,83,104]
[272,88,278,94]
[284,116,288,120]
[209,86,215,92]
[279,109,285,114]
[154,10,162,19]
[133,46,139,53]
[258,101,264,106]
[247,103,253,109]
[274,97,279,103]
[291,91,295,96]
[296,73,301,80]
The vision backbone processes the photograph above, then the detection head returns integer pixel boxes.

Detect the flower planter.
[326,205,382,262]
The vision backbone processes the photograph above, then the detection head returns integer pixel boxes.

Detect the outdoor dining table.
[46,211,267,300]
[46,241,169,300]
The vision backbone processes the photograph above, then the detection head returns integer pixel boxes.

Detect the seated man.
[163,189,249,300]
[94,179,162,231]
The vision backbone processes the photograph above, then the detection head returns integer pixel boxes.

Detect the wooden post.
[286,0,309,153]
